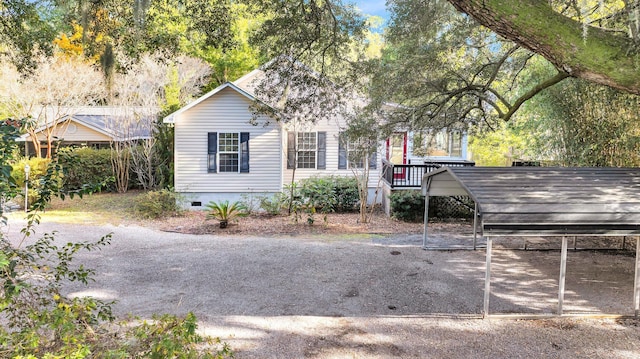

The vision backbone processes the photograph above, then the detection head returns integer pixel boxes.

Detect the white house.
[163,68,382,208]
[164,66,472,209]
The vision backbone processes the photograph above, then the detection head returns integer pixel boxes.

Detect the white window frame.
[296,132,317,169]
[218,132,240,173]
[346,140,367,169]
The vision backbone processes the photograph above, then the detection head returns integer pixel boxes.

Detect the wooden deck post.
[483,236,492,318]
[558,236,568,316]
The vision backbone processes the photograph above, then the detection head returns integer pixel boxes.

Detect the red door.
[386,132,407,179]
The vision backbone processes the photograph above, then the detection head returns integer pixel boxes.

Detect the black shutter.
[338,133,347,169]
[240,132,250,173]
[287,131,295,169]
[207,132,217,173]
[317,132,326,169]
[369,151,377,169]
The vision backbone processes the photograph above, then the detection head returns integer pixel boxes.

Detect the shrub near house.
[390,190,474,222]
[57,147,115,191]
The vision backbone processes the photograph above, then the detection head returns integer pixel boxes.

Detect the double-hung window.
[287,131,326,169]
[218,133,239,172]
[338,133,377,170]
[297,132,317,168]
[208,132,250,173]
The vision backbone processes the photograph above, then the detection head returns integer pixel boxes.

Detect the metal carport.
[421,167,640,317]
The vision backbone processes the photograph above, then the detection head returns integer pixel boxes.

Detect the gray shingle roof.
[424,167,640,236]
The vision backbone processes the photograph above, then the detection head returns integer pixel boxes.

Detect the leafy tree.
[249,0,640,130]
[369,0,571,135]
[247,2,387,221]
[0,55,104,159]
[517,76,640,167]
[468,121,530,166]
[447,0,640,95]
[199,3,263,88]
[0,0,59,72]
[339,108,381,223]
[108,54,211,192]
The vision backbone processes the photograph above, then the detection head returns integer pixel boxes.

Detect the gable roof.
[424,166,640,236]
[17,107,153,142]
[163,82,260,124]
[163,57,373,125]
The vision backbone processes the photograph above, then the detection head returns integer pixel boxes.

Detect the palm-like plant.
[205,200,248,228]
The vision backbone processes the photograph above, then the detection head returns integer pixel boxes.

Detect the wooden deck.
[381,159,475,188]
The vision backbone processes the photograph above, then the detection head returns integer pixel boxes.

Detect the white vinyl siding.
[173,87,281,193]
[282,119,381,189]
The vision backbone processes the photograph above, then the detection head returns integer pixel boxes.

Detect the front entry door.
[387,132,407,179]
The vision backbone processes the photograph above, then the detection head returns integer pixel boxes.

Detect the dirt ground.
[150,210,429,236]
[5,213,640,358]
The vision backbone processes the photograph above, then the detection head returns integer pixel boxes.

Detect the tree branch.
[501,71,570,122]
[447,0,640,94]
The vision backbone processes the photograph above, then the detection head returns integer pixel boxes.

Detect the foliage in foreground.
[0,125,232,358]
[0,225,231,358]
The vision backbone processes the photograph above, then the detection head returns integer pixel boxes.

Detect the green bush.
[389,190,425,222]
[390,191,475,222]
[259,194,285,215]
[299,176,338,213]
[298,176,359,213]
[1,139,232,358]
[134,189,182,219]
[112,313,233,358]
[57,146,115,192]
[331,176,359,212]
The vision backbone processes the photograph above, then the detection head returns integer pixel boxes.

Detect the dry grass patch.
[11,191,459,236]
[35,191,142,225]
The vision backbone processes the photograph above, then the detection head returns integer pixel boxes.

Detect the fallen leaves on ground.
[150,211,436,236]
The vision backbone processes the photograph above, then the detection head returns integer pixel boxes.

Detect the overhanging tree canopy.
[448,0,640,94]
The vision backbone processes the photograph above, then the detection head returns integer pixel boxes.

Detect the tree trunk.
[447,0,640,94]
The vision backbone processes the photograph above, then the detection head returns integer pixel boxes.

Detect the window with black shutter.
[287,131,326,169]
[208,132,250,173]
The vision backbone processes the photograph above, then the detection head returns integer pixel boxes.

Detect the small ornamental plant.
[205,200,249,228]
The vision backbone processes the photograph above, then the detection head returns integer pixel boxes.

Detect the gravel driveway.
[6,219,640,358]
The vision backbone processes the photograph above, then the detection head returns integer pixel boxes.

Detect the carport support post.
[483,236,492,318]
[634,236,640,317]
[558,236,568,316]
[422,194,430,249]
[473,202,478,250]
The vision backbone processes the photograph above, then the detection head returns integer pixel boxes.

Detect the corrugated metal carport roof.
[424,167,640,236]
[421,166,640,317]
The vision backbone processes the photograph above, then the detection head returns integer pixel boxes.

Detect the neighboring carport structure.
[421,167,640,317]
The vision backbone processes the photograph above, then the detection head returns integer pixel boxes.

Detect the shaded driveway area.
[6,220,640,358]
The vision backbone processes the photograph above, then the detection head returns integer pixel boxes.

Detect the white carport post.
[473,202,478,250]
[421,177,431,249]
[634,236,640,317]
[558,236,568,315]
[483,236,492,318]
